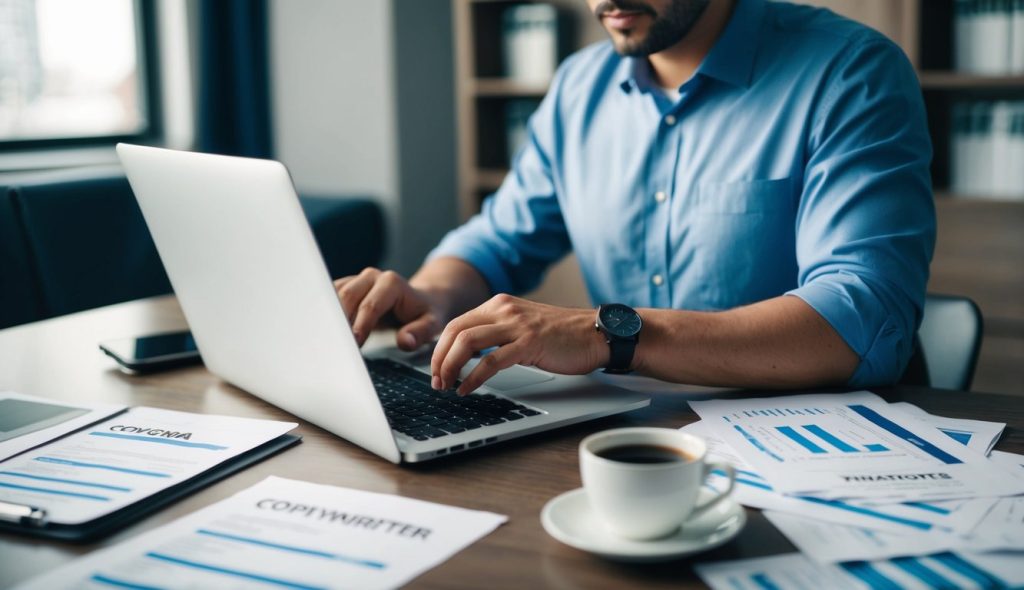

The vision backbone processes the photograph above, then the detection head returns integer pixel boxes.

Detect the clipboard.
[0,433,301,542]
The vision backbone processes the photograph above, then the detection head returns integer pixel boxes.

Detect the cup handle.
[690,462,736,521]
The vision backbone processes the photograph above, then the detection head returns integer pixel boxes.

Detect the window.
[0,0,159,149]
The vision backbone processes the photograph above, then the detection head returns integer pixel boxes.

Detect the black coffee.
[596,444,693,464]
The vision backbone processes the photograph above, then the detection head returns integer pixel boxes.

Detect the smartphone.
[99,330,202,373]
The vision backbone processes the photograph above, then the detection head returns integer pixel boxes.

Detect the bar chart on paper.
[728,411,897,466]
[689,392,1024,499]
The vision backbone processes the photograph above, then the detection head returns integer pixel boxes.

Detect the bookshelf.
[452,0,1024,394]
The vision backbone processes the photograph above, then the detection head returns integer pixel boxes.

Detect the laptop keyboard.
[366,359,541,441]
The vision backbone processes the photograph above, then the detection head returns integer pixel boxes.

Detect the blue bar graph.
[775,426,826,453]
[891,557,959,589]
[838,562,902,590]
[848,405,964,465]
[940,429,973,446]
[750,573,782,590]
[803,424,858,453]
[931,553,1008,589]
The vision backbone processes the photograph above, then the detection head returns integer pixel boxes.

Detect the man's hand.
[334,267,443,350]
[430,294,609,395]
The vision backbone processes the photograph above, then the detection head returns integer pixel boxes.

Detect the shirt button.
[652,274,664,286]
[655,191,667,203]
[664,115,677,126]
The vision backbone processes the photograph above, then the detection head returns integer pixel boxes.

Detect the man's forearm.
[409,256,492,325]
[633,295,859,388]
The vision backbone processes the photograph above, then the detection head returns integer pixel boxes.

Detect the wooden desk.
[1,296,1021,589]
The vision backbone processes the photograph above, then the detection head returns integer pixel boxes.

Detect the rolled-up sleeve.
[427,68,572,296]
[787,38,935,387]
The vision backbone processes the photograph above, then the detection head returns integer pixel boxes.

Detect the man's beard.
[594,0,711,56]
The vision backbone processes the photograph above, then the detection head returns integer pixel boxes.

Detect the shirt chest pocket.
[696,177,795,214]
[689,177,798,309]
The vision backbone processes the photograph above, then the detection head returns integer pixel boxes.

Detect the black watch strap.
[604,336,637,374]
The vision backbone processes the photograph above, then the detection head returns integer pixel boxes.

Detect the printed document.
[689,391,1024,500]
[695,551,1024,590]
[16,476,508,590]
[890,402,1004,455]
[682,421,996,535]
[763,510,965,563]
[0,407,295,524]
[0,391,125,462]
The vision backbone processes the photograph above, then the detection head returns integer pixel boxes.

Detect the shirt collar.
[618,0,765,94]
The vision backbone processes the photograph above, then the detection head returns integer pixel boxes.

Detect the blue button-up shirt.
[429,0,935,387]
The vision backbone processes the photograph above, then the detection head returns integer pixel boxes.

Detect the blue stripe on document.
[891,556,959,589]
[839,561,902,590]
[797,497,932,531]
[196,529,387,569]
[802,425,857,452]
[903,502,952,515]
[846,405,963,465]
[750,573,782,590]
[930,552,1008,589]
[775,426,826,454]
[0,481,110,501]
[939,430,973,446]
[866,444,889,452]
[0,471,132,492]
[145,553,326,590]
[733,425,785,462]
[35,457,171,478]
[89,432,228,450]
[90,574,166,590]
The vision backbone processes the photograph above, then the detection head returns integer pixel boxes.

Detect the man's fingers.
[457,343,523,395]
[430,306,491,382]
[397,314,439,351]
[437,324,511,391]
[351,271,403,345]
[336,268,379,321]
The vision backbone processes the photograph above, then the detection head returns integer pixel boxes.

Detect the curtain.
[196,0,273,158]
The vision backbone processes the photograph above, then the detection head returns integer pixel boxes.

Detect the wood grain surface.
[1,296,1020,589]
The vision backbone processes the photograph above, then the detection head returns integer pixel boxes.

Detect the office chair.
[915,294,984,391]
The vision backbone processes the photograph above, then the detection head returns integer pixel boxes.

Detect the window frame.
[0,0,163,152]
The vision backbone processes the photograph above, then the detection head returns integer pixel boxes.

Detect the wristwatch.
[595,303,643,374]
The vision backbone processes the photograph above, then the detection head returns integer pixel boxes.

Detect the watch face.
[599,304,642,339]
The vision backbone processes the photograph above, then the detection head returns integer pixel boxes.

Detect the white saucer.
[541,488,746,563]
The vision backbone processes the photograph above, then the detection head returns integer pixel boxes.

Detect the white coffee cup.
[580,427,736,540]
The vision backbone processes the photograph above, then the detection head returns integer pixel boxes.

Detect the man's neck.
[648,0,737,89]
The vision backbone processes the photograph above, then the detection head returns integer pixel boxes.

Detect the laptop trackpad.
[459,359,555,392]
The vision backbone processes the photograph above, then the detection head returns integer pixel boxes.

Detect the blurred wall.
[269,0,457,275]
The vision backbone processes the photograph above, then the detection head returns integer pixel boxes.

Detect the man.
[334,0,934,396]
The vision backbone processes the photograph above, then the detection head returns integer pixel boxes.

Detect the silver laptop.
[117,144,650,463]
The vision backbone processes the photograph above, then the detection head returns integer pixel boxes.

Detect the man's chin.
[610,35,653,57]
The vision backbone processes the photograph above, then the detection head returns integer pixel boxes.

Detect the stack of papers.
[15,476,507,590]
[686,391,1024,590]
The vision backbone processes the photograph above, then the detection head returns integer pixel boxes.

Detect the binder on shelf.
[950,100,1024,200]
[1013,0,1024,72]
[505,99,540,166]
[954,0,1021,74]
[502,4,559,84]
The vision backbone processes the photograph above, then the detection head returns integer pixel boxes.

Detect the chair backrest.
[917,294,983,391]
[0,187,46,328]
[12,168,172,318]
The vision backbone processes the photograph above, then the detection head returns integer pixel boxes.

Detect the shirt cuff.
[787,272,909,387]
